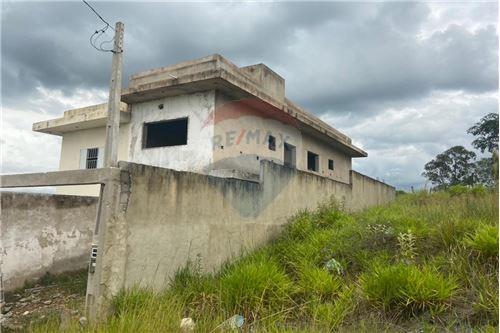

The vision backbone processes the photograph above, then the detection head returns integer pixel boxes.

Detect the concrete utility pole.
[85,21,124,321]
[103,22,124,168]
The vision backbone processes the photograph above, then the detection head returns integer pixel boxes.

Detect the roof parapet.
[33,55,367,157]
[33,102,129,136]
[123,54,366,157]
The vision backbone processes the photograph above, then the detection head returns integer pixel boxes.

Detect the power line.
[82,0,115,53]
[82,0,114,31]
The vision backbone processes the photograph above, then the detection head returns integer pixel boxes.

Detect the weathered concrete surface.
[0,168,119,188]
[96,161,394,295]
[32,102,129,136]
[121,54,365,157]
[0,192,97,291]
[32,55,368,198]
[57,125,131,196]
[128,91,215,173]
[212,92,352,183]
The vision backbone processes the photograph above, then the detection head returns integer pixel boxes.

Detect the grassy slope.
[34,188,498,332]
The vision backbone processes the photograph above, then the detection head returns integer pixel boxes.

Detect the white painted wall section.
[128,91,215,172]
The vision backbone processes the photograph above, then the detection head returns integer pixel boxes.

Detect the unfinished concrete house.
[2,54,395,319]
[33,55,366,196]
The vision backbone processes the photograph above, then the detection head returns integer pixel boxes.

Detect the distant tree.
[467,113,499,154]
[493,150,499,185]
[422,146,476,189]
[473,157,495,187]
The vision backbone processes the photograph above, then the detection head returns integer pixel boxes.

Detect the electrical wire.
[82,0,114,31]
[82,0,116,53]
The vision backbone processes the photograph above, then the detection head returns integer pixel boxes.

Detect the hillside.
[33,188,498,332]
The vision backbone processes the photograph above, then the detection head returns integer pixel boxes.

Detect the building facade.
[33,55,367,196]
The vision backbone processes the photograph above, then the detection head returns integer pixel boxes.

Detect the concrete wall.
[301,133,352,183]
[57,125,130,196]
[100,161,394,291]
[128,91,215,172]
[212,93,352,183]
[0,192,97,291]
[213,94,302,175]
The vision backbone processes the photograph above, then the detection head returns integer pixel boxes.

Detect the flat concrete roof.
[122,55,366,157]
[33,55,366,157]
[33,103,130,136]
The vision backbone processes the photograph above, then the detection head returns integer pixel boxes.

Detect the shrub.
[465,225,499,257]
[361,264,457,316]
[219,256,294,316]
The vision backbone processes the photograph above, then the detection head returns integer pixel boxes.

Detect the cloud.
[324,91,498,189]
[1,2,498,189]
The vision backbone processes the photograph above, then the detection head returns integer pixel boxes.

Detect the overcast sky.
[1,1,498,190]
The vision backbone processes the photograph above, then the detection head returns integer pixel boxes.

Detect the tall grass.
[31,188,498,332]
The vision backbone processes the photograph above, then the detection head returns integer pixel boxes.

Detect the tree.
[473,157,495,187]
[467,113,499,153]
[422,146,476,189]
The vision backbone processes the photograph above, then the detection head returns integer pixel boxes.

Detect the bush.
[465,225,499,257]
[361,264,457,316]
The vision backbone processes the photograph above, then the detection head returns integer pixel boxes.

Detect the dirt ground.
[1,271,87,332]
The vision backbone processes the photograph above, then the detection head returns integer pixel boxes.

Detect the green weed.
[465,224,499,257]
[361,264,457,316]
[28,190,498,332]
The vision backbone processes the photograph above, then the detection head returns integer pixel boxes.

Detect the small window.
[307,151,319,172]
[80,147,103,169]
[328,159,334,170]
[268,135,276,151]
[284,142,296,168]
[143,118,188,148]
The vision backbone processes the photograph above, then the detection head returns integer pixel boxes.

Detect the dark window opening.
[86,148,99,169]
[143,118,188,148]
[284,142,296,168]
[307,151,319,172]
[328,159,334,170]
[268,135,276,151]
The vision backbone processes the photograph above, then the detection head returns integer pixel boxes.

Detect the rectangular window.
[143,118,188,148]
[268,135,276,151]
[284,142,296,168]
[80,147,103,169]
[86,148,99,169]
[307,151,319,172]
[328,159,334,170]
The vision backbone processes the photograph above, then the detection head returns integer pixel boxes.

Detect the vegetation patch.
[28,189,498,332]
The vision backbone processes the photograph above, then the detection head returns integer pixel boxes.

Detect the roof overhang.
[33,103,130,136]
[122,54,367,158]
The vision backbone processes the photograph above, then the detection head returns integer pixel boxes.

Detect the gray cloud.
[1,2,498,189]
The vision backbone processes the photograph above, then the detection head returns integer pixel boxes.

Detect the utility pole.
[103,21,124,168]
[85,21,124,321]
